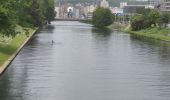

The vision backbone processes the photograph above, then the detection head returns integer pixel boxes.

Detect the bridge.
[55,18,89,21]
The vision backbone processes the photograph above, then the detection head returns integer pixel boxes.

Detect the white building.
[161,0,170,12]
[55,7,60,18]
[148,0,161,6]
[120,2,127,9]
[84,5,96,16]
[100,0,109,8]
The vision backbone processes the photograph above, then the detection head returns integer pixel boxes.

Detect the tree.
[92,7,114,28]
[157,12,170,28]
[44,0,56,24]
[147,10,160,27]
[130,14,145,31]
[0,1,18,37]
[0,0,55,36]
[136,8,151,15]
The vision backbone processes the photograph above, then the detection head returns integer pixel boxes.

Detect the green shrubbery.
[131,9,170,31]
[0,0,55,37]
[92,7,114,28]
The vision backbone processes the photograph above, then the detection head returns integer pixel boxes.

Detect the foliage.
[92,7,114,28]
[44,0,56,24]
[0,3,17,37]
[131,9,170,31]
[0,27,35,66]
[0,0,55,37]
[130,14,145,31]
[136,8,151,15]
[147,10,160,26]
[157,13,170,28]
[126,27,170,41]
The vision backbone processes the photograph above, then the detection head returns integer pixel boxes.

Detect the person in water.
[52,40,55,44]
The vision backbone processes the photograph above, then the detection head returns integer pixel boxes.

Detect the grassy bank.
[107,23,127,31]
[124,26,170,41]
[0,26,36,67]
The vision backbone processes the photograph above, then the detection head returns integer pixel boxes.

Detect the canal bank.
[124,27,170,42]
[107,23,170,42]
[0,27,38,75]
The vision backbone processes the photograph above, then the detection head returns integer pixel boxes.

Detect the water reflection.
[92,27,112,37]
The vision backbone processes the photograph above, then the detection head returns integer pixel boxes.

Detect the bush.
[92,7,114,28]
[130,9,167,31]
[130,14,145,31]
[0,6,17,37]
[157,12,170,28]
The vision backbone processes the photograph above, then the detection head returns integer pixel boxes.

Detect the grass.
[124,26,170,41]
[0,26,35,67]
[107,23,128,31]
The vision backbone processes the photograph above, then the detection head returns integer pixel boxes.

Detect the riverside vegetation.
[92,7,170,41]
[0,0,55,67]
[125,8,170,41]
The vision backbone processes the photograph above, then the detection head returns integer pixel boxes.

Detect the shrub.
[92,7,114,28]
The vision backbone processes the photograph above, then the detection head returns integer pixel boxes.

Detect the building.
[87,12,93,20]
[161,0,170,12]
[148,0,161,6]
[84,4,97,18]
[100,0,109,8]
[123,5,146,14]
[120,2,127,9]
[55,7,60,19]
[111,7,123,14]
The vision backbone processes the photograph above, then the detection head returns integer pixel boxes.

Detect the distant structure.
[161,0,170,12]
[148,0,161,6]
[55,7,60,19]
[54,0,99,20]
[84,4,97,19]
[120,2,127,9]
[148,0,161,9]
[100,0,109,8]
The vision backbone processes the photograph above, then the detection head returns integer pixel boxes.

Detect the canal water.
[0,21,170,100]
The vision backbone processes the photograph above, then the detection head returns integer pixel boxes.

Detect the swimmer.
[52,40,55,44]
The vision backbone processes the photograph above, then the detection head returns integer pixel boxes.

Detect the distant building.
[87,12,93,20]
[148,0,161,6]
[55,7,60,18]
[111,7,123,14]
[100,0,109,8]
[123,5,146,14]
[161,0,170,12]
[84,4,97,18]
[120,2,127,9]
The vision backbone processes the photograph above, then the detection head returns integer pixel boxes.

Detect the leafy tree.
[0,1,18,37]
[130,14,145,31]
[0,0,55,36]
[92,7,114,28]
[44,0,56,24]
[136,8,151,15]
[147,10,160,27]
[130,9,169,30]
[157,12,170,28]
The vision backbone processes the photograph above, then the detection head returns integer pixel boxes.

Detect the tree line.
[0,0,55,37]
[131,8,170,31]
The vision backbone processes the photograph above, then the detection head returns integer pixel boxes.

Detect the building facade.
[161,0,170,12]
[148,0,161,6]
[100,0,109,8]
[120,2,127,9]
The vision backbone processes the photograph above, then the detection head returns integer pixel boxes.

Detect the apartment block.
[161,0,170,12]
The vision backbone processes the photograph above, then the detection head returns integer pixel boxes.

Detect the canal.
[0,21,170,100]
